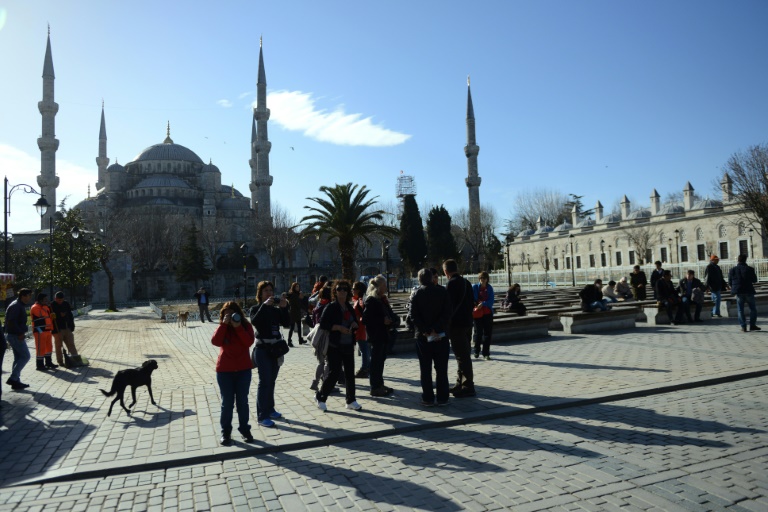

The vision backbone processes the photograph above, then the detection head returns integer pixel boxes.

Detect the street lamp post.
[69,226,80,305]
[749,228,754,257]
[674,229,680,265]
[382,240,390,297]
[47,216,54,298]
[4,176,50,273]
[569,234,576,287]
[600,239,605,268]
[544,247,549,285]
[668,237,673,265]
[505,235,514,288]
[240,243,248,307]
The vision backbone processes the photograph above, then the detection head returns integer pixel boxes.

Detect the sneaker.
[299,339,307,345]
[421,399,436,407]
[316,400,327,412]
[355,368,369,378]
[258,419,276,428]
[238,428,255,443]
[436,399,451,406]
[9,380,29,390]
[345,401,362,411]
[383,386,394,395]
[269,411,282,420]
[484,355,491,361]
[288,341,295,348]
[370,387,389,397]
[741,327,748,332]
[713,314,722,318]
[750,325,761,331]
[220,433,232,446]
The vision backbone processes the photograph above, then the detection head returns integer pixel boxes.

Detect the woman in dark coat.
[501,283,526,315]
[286,282,304,346]
[315,279,361,412]
[362,275,394,397]
[249,281,290,428]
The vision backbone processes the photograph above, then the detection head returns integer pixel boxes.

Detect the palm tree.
[301,183,398,280]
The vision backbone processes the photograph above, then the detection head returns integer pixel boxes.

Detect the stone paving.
[0,307,767,510]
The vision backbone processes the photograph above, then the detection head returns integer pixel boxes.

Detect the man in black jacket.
[677,271,705,322]
[579,279,608,312]
[650,261,664,300]
[657,270,682,325]
[729,254,760,332]
[704,255,728,317]
[443,259,476,398]
[411,268,452,406]
[50,291,80,367]
[194,287,213,323]
[3,288,33,393]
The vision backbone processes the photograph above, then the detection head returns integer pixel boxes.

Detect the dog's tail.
[100,388,116,397]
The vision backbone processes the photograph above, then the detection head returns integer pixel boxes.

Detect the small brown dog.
[100,360,159,416]
[177,311,189,327]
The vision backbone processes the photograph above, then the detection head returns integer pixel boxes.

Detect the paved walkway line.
[14,365,768,488]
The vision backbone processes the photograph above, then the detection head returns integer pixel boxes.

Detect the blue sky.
[1,1,767,234]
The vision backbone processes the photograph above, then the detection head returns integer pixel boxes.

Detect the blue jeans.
[710,290,722,315]
[5,333,30,382]
[587,301,608,312]
[254,346,280,421]
[416,336,450,403]
[736,294,757,328]
[216,369,251,433]
[604,297,618,304]
[357,340,371,370]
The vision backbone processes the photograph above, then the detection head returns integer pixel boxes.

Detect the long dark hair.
[218,301,251,327]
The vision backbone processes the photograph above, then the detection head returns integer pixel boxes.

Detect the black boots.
[45,355,59,369]
[220,429,232,446]
[36,359,48,372]
[238,427,255,443]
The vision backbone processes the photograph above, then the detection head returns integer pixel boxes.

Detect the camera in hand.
[231,312,241,323]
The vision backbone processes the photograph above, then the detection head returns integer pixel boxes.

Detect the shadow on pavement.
[492,357,671,373]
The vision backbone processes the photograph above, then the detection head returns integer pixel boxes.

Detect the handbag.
[472,305,485,319]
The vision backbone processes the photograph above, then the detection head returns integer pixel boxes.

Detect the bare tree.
[199,217,228,270]
[506,188,570,234]
[299,229,321,267]
[377,200,400,229]
[254,203,297,269]
[624,224,661,265]
[452,205,499,262]
[724,143,768,232]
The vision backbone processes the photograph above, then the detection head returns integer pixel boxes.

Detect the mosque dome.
[575,217,595,228]
[692,198,723,210]
[597,212,621,225]
[220,185,244,198]
[534,225,554,235]
[626,208,651,220]
[132,143,204,165]
[517,228,536,237]
[657,203,685,215]
[553,221,572,232]
[107,162,125,172]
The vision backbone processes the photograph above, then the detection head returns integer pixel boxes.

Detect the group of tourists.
[576,254,760,332]
[210,259,502,445]
[2,290,81,403]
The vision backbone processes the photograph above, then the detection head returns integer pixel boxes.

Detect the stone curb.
[12,366,768,488]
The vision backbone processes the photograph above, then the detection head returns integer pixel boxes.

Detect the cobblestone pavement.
[1,308,767,510]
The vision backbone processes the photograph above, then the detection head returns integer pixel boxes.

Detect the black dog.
[100,360,159,416]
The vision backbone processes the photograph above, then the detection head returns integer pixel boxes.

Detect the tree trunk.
[340,238,355,280]
[100,256,117,311]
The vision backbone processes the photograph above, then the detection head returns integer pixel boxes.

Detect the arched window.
[575,242,580,252]
[738,223,746,236]
[660,233,666,244]
[679,229,687,242]
[615,238,620,248]
[696,227,704,241]
[719,225,727,238]
[588,240,593,251]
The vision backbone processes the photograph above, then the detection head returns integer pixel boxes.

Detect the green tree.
[9,244,46,291]
[301,183,397,280]
[174,225,211,287]
[426,205,458,268]
[398,195,427,275]
[36,208,103,300]
[483,234,503,270]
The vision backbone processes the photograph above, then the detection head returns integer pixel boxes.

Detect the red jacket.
[211,322,254,372]
[353,296,367,341]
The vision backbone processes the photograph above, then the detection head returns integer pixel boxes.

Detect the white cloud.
[238,91,252,100]
[216,99,233,108]
[265,90,411,147]
[0,143,94,233]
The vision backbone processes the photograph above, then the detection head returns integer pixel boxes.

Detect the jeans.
[416,335,450,403]
[254,346,280,421]
[369,338,388,390]
[317,344,356,404]
[5,333,30,381]
[216,369,252,433]
[472,314,493,357]
[448,324,474,390]
[603,297,618,304]
[357,340,371,370]
[710,290,722,315]
[586,301,608,312]
[736,294,757,328]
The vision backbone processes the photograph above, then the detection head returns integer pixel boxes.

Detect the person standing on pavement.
[704,255,728,317]
[286,282,305,346]
[443,259,476,398]
[194,287,213,323]
[50,291,79,367]
[650,261,664,300]
[728,254,760,332]
[250,281,291,427]
[472,271,495,360]
[630,266,648,300]
[315,280,362,412]
[411,269,452,407]
[31,293,57,371]
[3,288,33,392]
[362,275,394,397]
[211,301,255,446]
[352,281,370,379]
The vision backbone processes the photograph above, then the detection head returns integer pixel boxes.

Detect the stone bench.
[642,300,714,326]
[723,295,768,319]
[492,314,550,342]
[559,308,638,334]
[528,306,581,331]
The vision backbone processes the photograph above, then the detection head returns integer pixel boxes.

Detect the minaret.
[37,26,60,228]
[464,76,481,240]
[249,36,273,220]
[95,100,109,191]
